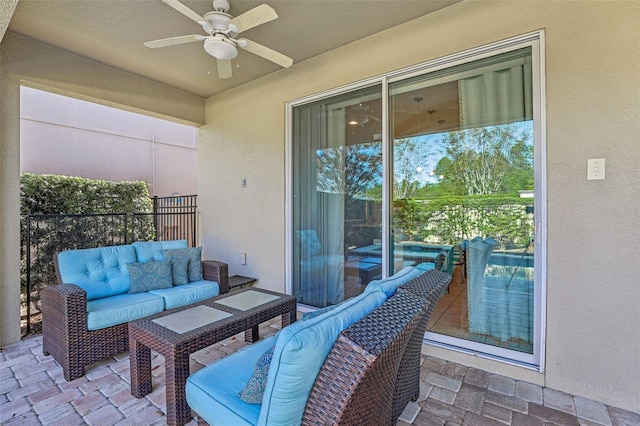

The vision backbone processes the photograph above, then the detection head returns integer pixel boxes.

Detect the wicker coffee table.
[128,288,297,426]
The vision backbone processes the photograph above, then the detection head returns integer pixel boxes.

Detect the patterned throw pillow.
[301,303,338,320]
[163,247,203,282]
[127,260,173,293]
[169,257,189,285]
[238,346,275,404]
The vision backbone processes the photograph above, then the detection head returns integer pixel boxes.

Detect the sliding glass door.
[289,34,544,367]
[389,47,538,360]
[291,84,383,307]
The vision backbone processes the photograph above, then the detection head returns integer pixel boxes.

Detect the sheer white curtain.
[292,103,345,307]
[459,61,532,128]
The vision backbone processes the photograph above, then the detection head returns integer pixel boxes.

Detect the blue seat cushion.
[148,280,219,309]
[258,290,387,426]
[187,336,276,426]
[86,292,164,331]
[364,266,423,298]
[57,245,137,300]
[131,240,188,263]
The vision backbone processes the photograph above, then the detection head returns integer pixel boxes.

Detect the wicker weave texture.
[391,269,453,419]
[43,252,230,381]
[302,291,428,426]
[129,288,296,426]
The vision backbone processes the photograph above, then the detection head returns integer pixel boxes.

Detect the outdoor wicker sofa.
[41,240,229,381]
[186,266,451,425]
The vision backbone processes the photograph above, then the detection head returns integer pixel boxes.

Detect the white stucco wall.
[197,1,640,412]
[20,87,198,197]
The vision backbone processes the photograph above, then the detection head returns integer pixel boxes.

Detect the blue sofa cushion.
[148,280,219,309]
[132,240,188,263]
[258,290,387,426]
[57,244,137,300]
[364,266,423,298]
[128,260,173,293]
[238,346,275,404]
[163,247,203,282]
[187,336,276,426]
[86,292,165,330]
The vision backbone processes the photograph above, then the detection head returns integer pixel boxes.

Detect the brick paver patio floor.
[2,319,639,426]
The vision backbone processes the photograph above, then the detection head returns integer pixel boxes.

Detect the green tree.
[393,137,438,199]
[316,143,382,197]
[436,124,533,196]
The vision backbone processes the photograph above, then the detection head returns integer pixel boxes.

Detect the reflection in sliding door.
[291,84,383,308]
[389,47,537,358]
[289,35,544,367]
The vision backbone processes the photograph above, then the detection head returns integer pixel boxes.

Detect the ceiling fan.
[145,0,293,79]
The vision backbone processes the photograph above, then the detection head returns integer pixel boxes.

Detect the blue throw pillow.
[127,260,173,293]
[165,256,189,285]
[163,247,203,282]
[238,346,275,404]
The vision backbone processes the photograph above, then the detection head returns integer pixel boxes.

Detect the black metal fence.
[20,195,197,336]
[151,195,198,246]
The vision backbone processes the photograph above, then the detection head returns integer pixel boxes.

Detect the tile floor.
[2,320,639,425]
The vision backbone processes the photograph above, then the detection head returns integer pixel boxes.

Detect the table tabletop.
[129,288,296,425]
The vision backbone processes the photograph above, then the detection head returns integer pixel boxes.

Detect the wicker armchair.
[42,256,229,381]
[394,269,452,419]
[302,290,429,425]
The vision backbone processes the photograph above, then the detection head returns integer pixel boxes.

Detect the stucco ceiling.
[7,0,462,98]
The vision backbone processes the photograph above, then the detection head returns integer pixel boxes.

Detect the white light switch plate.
[587,158,605,180]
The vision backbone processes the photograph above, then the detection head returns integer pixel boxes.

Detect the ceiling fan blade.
[217,59,233,79]
[238,38,293,68]
[228,4,278,34]
[144,34,204,49]
[161,0,207,25]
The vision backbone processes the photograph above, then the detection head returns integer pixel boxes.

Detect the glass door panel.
[389,47,536,355]
[292,84,383,307]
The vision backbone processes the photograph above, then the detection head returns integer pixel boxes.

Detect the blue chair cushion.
[86,292,164,330]
[416,262,437,271]
[187,336,276,426]
[132,240,188,263]
[258,290,387,426]
[57,244,137,300]
[364,266,423,298]
[148,280,219,309]
[163,247,203,282]
[127,260,173,293]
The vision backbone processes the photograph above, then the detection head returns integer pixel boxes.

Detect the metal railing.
[21,195,197,336]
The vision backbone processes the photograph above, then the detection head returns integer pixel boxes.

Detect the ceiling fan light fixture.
[204,36,238,60]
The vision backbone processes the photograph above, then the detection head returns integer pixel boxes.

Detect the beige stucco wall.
[198,0,640,412]
[0,31,205,346]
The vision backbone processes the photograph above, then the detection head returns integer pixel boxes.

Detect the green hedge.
[20,173,155,334]
[21,173,153,215]
[393,195,534,249]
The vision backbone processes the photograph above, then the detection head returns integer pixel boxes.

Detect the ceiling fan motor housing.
[204,35,238,60]
[212,0,231,12]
